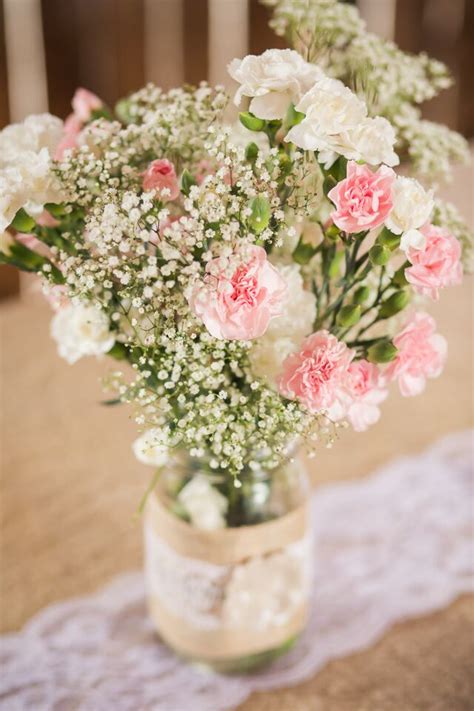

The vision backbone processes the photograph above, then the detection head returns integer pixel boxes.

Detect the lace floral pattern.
[145,522,312,631]
[1,431,472,711]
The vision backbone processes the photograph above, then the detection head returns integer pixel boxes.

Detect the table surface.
[1,155,473,709]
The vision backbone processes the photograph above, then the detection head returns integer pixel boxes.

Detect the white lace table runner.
[1,431,473,711]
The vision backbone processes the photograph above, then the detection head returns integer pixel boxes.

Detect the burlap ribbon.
[145,493,310,660]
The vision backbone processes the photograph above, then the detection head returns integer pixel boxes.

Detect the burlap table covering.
[1,156,473,710]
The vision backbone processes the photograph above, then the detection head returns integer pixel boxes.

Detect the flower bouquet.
[1,0,471,672]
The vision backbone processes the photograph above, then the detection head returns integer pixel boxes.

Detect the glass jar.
[143,450,312,673]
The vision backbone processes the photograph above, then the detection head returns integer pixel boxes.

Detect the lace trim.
[145,521,312,631]
[1,431,472,711]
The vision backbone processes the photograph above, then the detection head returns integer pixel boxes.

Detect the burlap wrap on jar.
[144,491,312,662]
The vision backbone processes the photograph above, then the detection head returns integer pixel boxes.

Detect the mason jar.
[143,449,312,673]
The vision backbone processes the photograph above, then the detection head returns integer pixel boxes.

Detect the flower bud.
[245,142,259,162]
[367,340,398,363]
[326,224,341,241]
[336,304,361,327]
[392,263,409,287]
[239,112,265,132]
[379,290,410,319]
[10,208,35,233]
[328,249,344,277]
[377,226,401,251]
[369,244,391,266]
[353,285,370,304]
[248,196,271,234]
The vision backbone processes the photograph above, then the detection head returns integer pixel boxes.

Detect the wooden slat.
[41,0,80,117]
[43,0,144,114]
[0,0,10,128]
[3,0,48,121]
[74,0,121,105]
[395,0,425,53]
[144,0,184,90]
[0,266,20,300]
[116,0,145,97]
[208,0,248,87]
[249,0,286,54]
[458,0,474,137]
[183,0,208,85]
[1,1,19,298]
[357,0,396,40]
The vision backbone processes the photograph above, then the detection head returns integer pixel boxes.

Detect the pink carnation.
[71,88,103,123]
[385,312,447,397]
[405,224,462,300]
[142,159,180,201]
[278,331,354,412]
[328,161,395,234]
[54,114,82,160]
[190,245,287,340]
[329,360,387,432]
[54,88,103,160]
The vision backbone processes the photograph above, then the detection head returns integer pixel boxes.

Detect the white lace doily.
[1,431,473,711]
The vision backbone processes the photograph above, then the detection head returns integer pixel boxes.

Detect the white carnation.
[286,77,367,153]
[178,474,228,530]
[399,228,426,253]
[286,79,398,169]
[385,176,434,235]
[132,428,169,467]
[0,113,65,231]
[350,116,399,167]
[50,303,115,364]
[228,48,323,120]
[0,113,63,166]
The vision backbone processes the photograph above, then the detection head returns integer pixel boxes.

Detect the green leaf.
[107,342,128,360]
[324,156,347,183]
[248,195,271,234]
[292,237,316,265]
[367,340,398,363]
[180,169,196,197]
[89,107,113,122]
[285,102,305,128]
[379,290,410,319]
[101,398,122,407]
[392,263,409,287]
[323,175,337,198]
[369,244,391,266]
[0,240,64,283]
[44,202,67,218]
[336,304,361,327]
[377,227,400,250]
[328,249,344,277]
[10,208,35,233]
[239,111,265,132]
